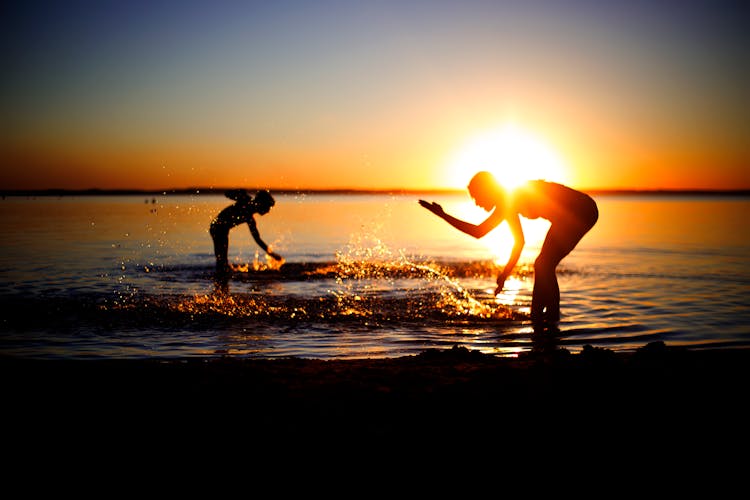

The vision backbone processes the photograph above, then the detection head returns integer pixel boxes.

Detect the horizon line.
[2,186,750,197]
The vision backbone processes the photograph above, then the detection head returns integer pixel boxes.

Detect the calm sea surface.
[1,192,748,359]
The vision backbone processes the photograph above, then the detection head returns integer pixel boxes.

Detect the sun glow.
[444,198,551,266]
[441,124,562,266]
[444,124,568,190]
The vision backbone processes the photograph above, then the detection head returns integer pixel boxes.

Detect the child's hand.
[269,251,283,261]
[418,200,444,216]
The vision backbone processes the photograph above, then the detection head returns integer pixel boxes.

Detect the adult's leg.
[533,232,565,324]
[532,237,562,326]
[533,218,594,325]
[533,195,598,325]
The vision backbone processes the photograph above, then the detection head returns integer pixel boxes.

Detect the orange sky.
[2,2,748,192]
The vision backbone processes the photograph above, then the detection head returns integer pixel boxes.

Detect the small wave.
[142,258,516,282]
[87,253,533,329]
[130,285,520,325]
[0,289,522,354]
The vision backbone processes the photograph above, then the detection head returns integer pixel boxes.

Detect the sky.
[1,0,748,191]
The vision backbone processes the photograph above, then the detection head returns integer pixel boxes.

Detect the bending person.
[419,171,598,328]
[210,189,282,273]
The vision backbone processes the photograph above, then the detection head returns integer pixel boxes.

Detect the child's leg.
[211,228,230,272]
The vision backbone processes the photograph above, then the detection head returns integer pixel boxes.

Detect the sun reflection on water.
[494,276,525,310]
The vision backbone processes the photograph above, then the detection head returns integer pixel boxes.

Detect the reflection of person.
[419,171,598,328]
[210,189,282,274]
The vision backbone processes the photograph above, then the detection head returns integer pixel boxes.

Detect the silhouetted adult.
[210,189,282,274]
[419,171,598,328]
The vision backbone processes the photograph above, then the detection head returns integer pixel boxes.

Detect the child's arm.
[247,219,282,260]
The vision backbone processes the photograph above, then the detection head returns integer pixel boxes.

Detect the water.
[1,192,748,360]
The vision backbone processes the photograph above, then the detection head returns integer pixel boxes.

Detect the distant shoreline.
[2,187,749,198]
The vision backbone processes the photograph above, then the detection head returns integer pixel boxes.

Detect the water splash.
[109,228,523,325]
[331,231,516,321]
[229,250,286,272]
[174,292,304,319]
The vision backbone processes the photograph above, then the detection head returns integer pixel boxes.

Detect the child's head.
[468,171,503,212]
[254,190,276,214]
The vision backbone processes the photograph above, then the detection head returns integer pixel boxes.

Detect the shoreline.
[5,342,750,442]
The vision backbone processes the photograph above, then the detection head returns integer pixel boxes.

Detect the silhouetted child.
[210,189,282,274]
[419,171,598,329]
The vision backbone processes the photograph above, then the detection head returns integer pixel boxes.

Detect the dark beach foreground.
[4,341,750,453]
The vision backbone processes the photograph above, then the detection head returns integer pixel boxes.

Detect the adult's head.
[468,171,504,212]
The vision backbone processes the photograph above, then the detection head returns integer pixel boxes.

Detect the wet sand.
[4,341,749,450]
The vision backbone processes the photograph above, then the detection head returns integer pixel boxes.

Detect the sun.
[439,124,569,265]
[444,123,568,190]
